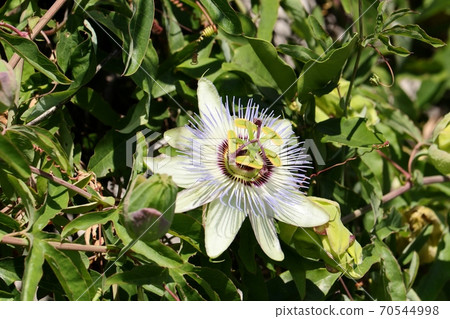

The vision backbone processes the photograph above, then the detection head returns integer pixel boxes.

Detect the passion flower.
[148,78,329,261]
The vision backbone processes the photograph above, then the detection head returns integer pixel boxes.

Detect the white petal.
[204,199,246,258]
[144,155,198,188]
[274,192,330,227]
[273,119,295,140]
[164,127,194,150]
[248,214,284,261]
[197,78,227,121]
[175,181,218,213]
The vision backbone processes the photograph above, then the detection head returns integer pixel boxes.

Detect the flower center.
[224,149,262,181]
[217,118,283,186]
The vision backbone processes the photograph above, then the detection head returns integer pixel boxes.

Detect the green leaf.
[62,202,99,215]
[185,266,241,300]
[416,232,450,300]
[360,175,382,223]
[377,239,407,301]
[0,257,24,285]
[117,93,150,134]
[278,44,321,63]
[0,30,71,84]
[162,0,185,52]
[20,89,78,123]
[377,106,422,141]
[399,225,433,265]
[375,209,406,241]
[61,209,118,238]
[114,221,183,268]
[32,167,70,231]
[381,24,445,48]
[106,264,170,287]
[9,126,71,173]
[42,242,95,300]
[0,133,31,179]
[71,87,121,127]
[406,252,419,290]
[305,268,340,298]
[378,35,411,57]
[297,35,358,99]
[238,220,257,273]
[123,0,154,76]
[198,0,242,35]
[307,15,332,49]
[7,175,36,224]
[223,38,297,100]
[348,243,380,279]
[88,131,132,177]
[257,0,279,42]
[281,0,315,48]
[169,213,204,252]
[0,212,20,231]
[168,268,205,300]
[21,238,45,301]
[316,117,385,148]
[383,9,418,28]
[282,248,307,299]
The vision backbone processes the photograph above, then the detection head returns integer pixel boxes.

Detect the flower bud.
[429,113,450,175]
[0,59,18,112]
[123,173,178,242]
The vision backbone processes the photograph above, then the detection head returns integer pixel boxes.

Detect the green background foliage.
[0,0,449,301]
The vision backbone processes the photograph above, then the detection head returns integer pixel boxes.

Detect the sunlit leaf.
[0,30,71,84]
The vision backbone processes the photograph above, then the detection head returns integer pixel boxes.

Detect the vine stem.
[376,149,411,179]
[408,142,426,176]
[0,236,108,253]
[8,0,67,69]
[30,166,93,200]
[164,284,181,301]
[339,277,354,301]
[344,0,363,116]
[342,175,450,224]
[0,22,29,37]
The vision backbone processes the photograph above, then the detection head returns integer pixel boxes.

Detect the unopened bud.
[123,174,178,242]
[0,60,18,112]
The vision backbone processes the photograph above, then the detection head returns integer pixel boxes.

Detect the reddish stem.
[0,22,29,37]
[342,175,450,223]
[339,277,354,301]
[0,236,108,253]
[164,284,181,301]
[408,142,425,176]
[368,44,395,87]
[376,149,411,180]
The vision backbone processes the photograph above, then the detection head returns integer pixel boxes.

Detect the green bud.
[123,173,178,243]
[429,113,450,175]
[0,59,18,112]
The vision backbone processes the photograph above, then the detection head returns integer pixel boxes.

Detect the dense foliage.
[0,0,449,301]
